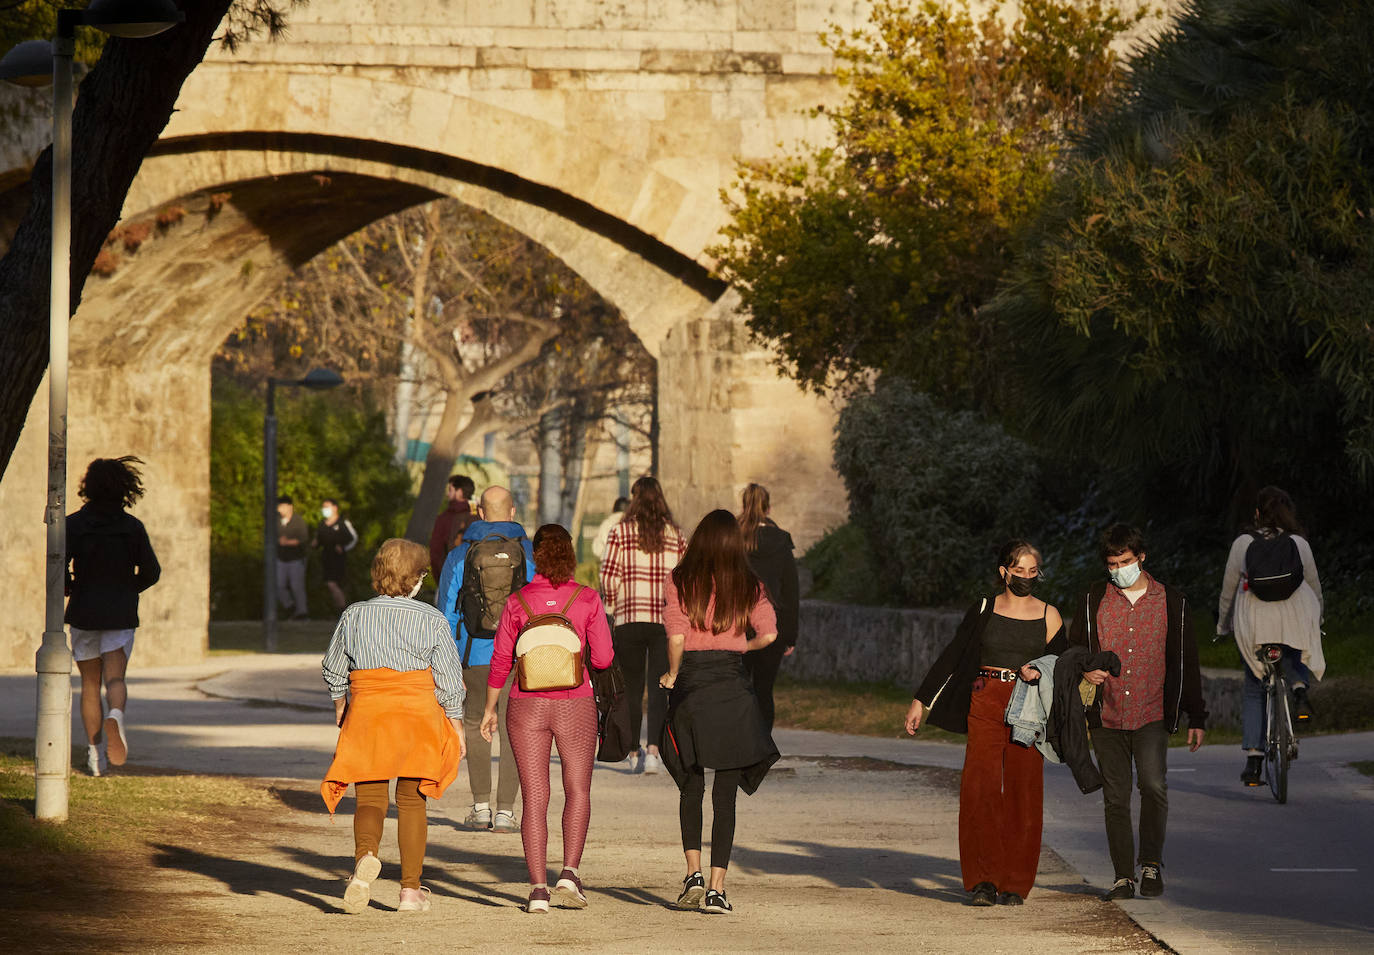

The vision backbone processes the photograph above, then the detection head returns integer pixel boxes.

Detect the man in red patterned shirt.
[1068,524,1208,903]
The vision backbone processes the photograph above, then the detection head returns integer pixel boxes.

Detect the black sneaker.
[702,889,732,914]
[1139,863,1164,898]
[1293,687,1314,722]
[1241,755,1263,786]
[1101,878,1135,901]
[676,871,706,910]
[996,891,1024,905]
[967,882,997,906]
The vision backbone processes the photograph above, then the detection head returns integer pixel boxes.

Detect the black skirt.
[660,650,779,795]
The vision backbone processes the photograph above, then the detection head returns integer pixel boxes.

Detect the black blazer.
[913,597,1067,734]
[1066,579,1208,733]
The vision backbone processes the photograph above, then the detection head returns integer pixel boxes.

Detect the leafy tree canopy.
[710,0,1141,402]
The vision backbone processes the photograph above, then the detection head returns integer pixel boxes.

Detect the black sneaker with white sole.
[1139,863,1164,898]
[1101,878,1135,901]
[702,889,733,914]
[676,871,706,910]
[966,882,997,906]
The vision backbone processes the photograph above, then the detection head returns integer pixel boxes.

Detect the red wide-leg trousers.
[958,678,1044,898]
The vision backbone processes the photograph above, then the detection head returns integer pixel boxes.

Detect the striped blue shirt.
[322,595,466,719]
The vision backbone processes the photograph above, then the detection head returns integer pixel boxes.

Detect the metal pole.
[262,380,278,652]
[34,27,75,823]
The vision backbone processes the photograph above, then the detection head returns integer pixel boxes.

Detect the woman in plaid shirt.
[599,475,686,774]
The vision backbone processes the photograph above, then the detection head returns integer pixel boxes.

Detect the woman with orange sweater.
[322,539,467,914]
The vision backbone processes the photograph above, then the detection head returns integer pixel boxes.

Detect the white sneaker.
[86,742,106,777]
[104,708,128,766]
[341,852,382,914]
[397,886,431,912]
[642,751,663,774]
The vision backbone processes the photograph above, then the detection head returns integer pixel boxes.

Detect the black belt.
[978,667,1017,683]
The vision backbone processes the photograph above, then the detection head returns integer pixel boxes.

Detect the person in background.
[66,456,161,777]
[1217,486,1324,785]
[1069,524,1207,902]
[904,540,1063,907]
[660,509,779,915]
[591,496,629,562]
[600,476,686,774]
[436,485,533,833]
[482,524,614,914]
[429,474,476,579]
[322,538,466,915]
[276,494,310,620]
[736,483,800,731]
[314,497,359,614]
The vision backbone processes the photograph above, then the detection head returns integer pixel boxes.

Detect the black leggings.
[743,639,787,732]
[679,768,743,869]
[613,622,668,748]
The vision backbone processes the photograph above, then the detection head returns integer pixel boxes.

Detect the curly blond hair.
[370,538,429,596]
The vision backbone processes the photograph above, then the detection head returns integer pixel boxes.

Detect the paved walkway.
[2,656,1372,951]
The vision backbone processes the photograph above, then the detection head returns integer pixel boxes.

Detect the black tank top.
[980,612,1047,668]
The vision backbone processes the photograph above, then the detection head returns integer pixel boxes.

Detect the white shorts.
[70,627,135,663]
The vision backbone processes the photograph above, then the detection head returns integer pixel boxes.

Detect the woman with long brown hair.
[736,483,800,731]
[599,475,686,773]
[659,509,779,915]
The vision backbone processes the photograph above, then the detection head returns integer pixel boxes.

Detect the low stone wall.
[782,600,1244,730]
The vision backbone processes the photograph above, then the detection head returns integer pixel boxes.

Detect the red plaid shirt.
[1097,573,1168,730]
[599,520,685,625]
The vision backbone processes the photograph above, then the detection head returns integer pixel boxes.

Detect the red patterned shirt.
[599,520,686,626]
[1096,573,1168,730]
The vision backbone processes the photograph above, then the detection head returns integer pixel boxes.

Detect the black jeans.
[743,638,787,732]
[680,768,743,869]
[1094,720,1169,880]
[613,622,668,750]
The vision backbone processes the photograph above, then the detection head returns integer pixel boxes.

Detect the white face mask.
[408,579,423,599]
[321,508,334,519]
[1109,561,1142,589]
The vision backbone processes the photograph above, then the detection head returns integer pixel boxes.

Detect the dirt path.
[7,755,1162,954]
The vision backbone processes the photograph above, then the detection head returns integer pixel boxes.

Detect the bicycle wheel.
[1267,676,1291,805]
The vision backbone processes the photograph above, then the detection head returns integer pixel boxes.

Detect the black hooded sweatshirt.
[65,503,161,630]
[746,521,800,648]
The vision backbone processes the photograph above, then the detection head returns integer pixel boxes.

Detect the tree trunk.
[402,389,467,543]
[537,408,564,526]
[567,424,597,559]
[0,2,236,478]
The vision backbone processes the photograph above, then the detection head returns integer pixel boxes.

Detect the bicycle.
[1257,643,1300,804]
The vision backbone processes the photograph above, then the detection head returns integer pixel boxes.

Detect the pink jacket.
[663,583,778,652]
[489,574,615,699]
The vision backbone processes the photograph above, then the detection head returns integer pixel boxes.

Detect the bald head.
[478,486,516,522]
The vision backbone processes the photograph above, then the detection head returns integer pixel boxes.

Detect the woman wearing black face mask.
[903,540,1065,907]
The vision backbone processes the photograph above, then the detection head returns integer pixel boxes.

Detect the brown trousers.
[354,778,426,889]
[958,678,1044,897]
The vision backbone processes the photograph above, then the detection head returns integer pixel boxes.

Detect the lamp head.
[0,40,53,88]
[84,0,186,38]
[300,368,345,390]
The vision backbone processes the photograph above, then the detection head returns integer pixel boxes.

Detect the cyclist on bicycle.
[1216,486,1325,786]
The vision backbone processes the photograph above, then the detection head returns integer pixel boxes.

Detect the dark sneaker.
[1139,863,1164,898]
[1101,878,1135,901]
[1241,755,1263,786]
[996,892,1024,906]
[526,886,550,914]
[702,889,733,914]
[1293,687,1314,723]
[552,869,587,909]
[967,882,997,906]
[676,871,706,910]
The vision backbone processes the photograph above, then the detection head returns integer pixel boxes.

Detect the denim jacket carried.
[1004,653,1061,763]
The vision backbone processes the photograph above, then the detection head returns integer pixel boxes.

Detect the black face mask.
[1005,574,1035,598]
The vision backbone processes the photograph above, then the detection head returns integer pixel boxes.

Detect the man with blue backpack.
[437,485,535,832]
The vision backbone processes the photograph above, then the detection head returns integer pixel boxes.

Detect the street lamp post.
[0,0,184,824]
[262,369,345,652]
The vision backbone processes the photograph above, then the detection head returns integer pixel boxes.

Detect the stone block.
[739,0,797,32]
[525,48,642,71]
[464,0,536,27]
[476,46,530,68]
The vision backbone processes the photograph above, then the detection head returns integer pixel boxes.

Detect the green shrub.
[802,523,893,606]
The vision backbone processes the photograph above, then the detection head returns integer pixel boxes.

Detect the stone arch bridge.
[0,0,859,667]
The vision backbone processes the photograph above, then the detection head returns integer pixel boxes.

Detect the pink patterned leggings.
[505,696,599,885]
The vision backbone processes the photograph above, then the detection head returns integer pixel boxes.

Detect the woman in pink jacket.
[481,524,614,914]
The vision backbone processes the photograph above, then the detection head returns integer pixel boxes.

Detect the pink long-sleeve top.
[488,574,615,699]
[662,581,778,652]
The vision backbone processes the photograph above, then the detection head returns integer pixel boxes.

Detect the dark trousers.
[1094,720,1169,880]
[679,768,744,869]
[613,622,668,750]
[743,639,787,732]
[959,679,1044,897]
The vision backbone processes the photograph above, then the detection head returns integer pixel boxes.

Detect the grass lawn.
[1353,761,1374,778]
[1196,610,1374,677]
[209,619,337,655]
[772,675,965,745]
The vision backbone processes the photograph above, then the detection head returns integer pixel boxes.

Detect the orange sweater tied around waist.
[320,667,462,815]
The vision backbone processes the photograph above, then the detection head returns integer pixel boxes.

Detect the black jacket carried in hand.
[913,597,1066,734]
[65,503,161,630]
[1046,646,1121,794]
[746,521,800,649]
[1067,579,1208,733]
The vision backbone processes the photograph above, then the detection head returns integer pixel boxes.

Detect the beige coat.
[1217,531,1324,681]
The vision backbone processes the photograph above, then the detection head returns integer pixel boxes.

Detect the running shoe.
[341,853,382,914]
[526,886,550,914]
[642,751,663,774]
[104,708,128,766]
[702,889,733,914]
[397,886,431,912]
[493,809,520,833]
[462,806,492,830]
[552,869,587,909]
[676,871,706,910]
[1101,878,1135,901]
[1139,863,1164,898]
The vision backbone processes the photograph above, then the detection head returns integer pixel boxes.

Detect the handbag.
[584,645,633,762]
